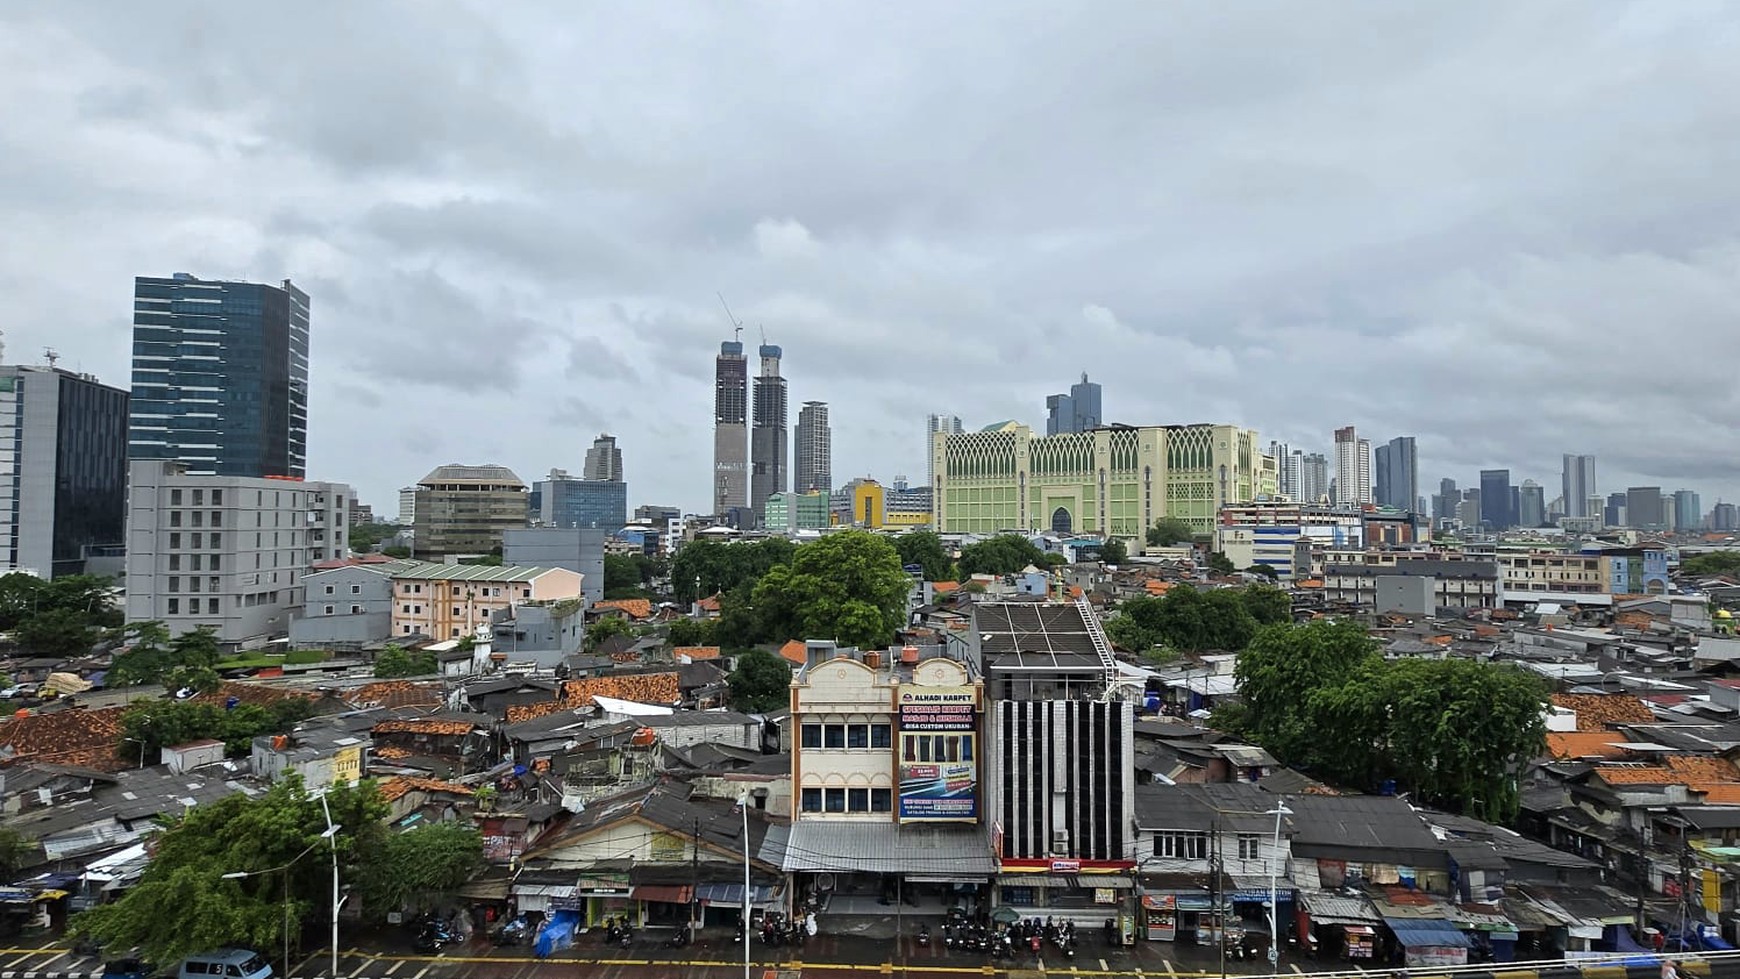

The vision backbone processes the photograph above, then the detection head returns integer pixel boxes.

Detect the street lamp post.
[318,792,341,979]
[222,825,340,977]
[1264,801,1293,969]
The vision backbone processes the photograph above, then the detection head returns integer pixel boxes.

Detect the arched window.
[1051,507,1073,534]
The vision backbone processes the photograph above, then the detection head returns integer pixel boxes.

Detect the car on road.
[177,948,272,979]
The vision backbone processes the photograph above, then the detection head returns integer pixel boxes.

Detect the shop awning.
[997,874,1132,889]
[457,878,512,900]
[1298,889,1381,926]
[34,890,69,901]
[781,821,997,876]
[632,884,694,905]
[513,884,576,899]
[1384,918,1474,949]
[0,888,33,905]
[695,882,776,905]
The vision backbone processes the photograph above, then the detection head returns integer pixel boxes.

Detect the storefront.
[1383,917,1472,968]
[996,863,1133,924]
[578,877,635,927]
[1142,895,1178,941]
[695,881,782,927]
[1296,889,1383,961]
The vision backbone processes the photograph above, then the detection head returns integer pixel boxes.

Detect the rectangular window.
[847,788,869,812]
[824,788,846,813]
[824,724,846,748]
[191,510,203,527]
[191,489,203,506]
[402,605,411,614]
[168,554,180,571]
[1155,833,1208,859]
[801,724,822,748]
[325,585,335,595]
[167,597,179,615]
[211,532,221,548]
[324,605,335,615]
[169,533,181,549]
[1238,835,1260,860]
[871,724,892,748]
[453,607,461,617]
[847,724,869,748]
[207,597,219,614]
[190,554,202,571]
[169,511,182,527]
[871,788,892,812]
[170,489,183,506]
[212,489,222,506]
[351,605,363,614]
[210,511,222,527]
[801,788,823,813]
[190,533,201,548]
[209,576,220,592]
[351,584,361,595]
[188,577,200,593]
[168,576,180,593]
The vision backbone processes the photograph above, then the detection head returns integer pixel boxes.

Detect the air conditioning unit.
[1052,830,1070,852]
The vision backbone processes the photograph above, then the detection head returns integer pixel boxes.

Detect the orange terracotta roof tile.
[1550,693,1656,731]
[1144,580,1173,595]
[506,700,568,724]
[378,775,475,803]
[561,672,680,708]
[1592,765,1675,785]
[374,745,413,760]
[0,706,128,768]
[673,646,721,660]
[930,581,960,594]
[594,598,654,619]
[778,640,806,666]
[1665,756,1740,783]
[344,681,445,710]
[696,595,723,612]
[1545,732,1632,761]
[1297,579,1324,589]
[192,680,319,708]
[374,718,479,736]
[1426,635,1454,646]
[1692,784,1740,804]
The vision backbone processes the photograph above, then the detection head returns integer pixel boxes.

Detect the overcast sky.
[4,2,1739,517]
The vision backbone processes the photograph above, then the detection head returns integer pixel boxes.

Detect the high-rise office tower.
[1299,452,1329,503]
[1561,455,1597,519]
[1332,427,1371,505]
[582,433,623,482]
[1434,478,1459,522]
[0,363,130,577]
[1673,489,1702,533]
[1626,486,1666,530]
[1268,441,1299,499]
[129,273,309,478]
[1605,492,1628,528]
[1479,469,1514,529]
[1045,373,1103,435]
[794,402,832,494]
[1712,502,1738,532]
[926,414,963,491]
[712,340,749,514]
[1373,436,1418,512]
[749,341,788,516]
[1518,480,1546,528]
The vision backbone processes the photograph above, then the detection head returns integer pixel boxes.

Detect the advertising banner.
[898,685,978,820]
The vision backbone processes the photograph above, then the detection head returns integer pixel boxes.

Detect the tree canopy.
[1206,551,1237,575]
[122,697,316,760]
[1103,585,1268,654]
[71,776,394,969]
[373,644,439,678]
[670,538,795,605]
[584,616,633,653]
[1145,518,1197,548]
[752,531,911,648]
[894,531,954,581]
[1097,538,1129,565]
[355,821,483,920]
[728,649,793,714]
[108,623,222,689]
[666,617,718,649]
[0,573,120,657]
[956,535,1047,579]
[604,553,666,600]
[1682,551,1740,577]
[1231,620,1547,820]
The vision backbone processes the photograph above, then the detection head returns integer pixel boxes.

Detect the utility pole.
[693,818,702,935]
[1213,817,1226,979]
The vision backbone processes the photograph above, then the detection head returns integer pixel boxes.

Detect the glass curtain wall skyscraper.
[794,401,831,494]
[749,342,788,517]
[1561,454,1597,519]
[0,365,129,577]
[1373,436,1418,512]
[712,340,749,514]
[129,273,309,477]
[1045,373,1103,435]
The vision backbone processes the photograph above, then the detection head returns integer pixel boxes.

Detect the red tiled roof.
[344,681,444,710]
[0,706,128,770]
[778,640,806,666]
[1544,732,1632,761]
[505,671,683,724]
[1550,693,1655,731]
[594,598,654,620]
[1665,756,1740,783]
[930,581,961,594]
[1592,766,1675,785]
[374,718,479,736]
[673,646,721,660]
[378,776,474,803]
[192,680,319,709]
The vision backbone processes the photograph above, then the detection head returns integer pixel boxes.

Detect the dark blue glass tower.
[129,273,309,477]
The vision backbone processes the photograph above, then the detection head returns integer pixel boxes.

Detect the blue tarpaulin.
[1384,918,1474,949]
[534,909,580,958]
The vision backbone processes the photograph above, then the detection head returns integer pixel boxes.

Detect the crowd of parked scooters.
[915,909,1094,961]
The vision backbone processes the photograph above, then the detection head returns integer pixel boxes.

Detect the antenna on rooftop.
[42,347,58,368]
[717,293,743,344]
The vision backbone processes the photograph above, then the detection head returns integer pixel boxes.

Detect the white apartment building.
[125,459,352,645]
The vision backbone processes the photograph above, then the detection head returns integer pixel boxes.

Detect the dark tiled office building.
[0,365,129,577]
[129,273,309,478]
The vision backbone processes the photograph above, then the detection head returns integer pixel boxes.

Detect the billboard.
[899,686,978,821]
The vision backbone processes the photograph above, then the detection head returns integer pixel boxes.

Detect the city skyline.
[7,5,1740,515]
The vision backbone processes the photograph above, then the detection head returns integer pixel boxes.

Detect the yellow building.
[389,561,585,640]
[832,478,888,529]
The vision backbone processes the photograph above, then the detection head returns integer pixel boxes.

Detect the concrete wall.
[502,527,603,603]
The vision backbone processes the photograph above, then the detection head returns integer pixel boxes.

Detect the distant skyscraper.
[129,273,309,477]
[1479,469,1514,529]
[1712,502,1737,532]
[1373,436,1418,512]
[0,364,129,577]
[1518,480,1546,528]
[926,414,963,490]
[1605,492,1628,528]
[1561,454,1597,519]
[1673,489,1702,532]
[1434,478,1458,522]
[1268,441,1300,499]
[1299,452,1329,503]
[795,401,832,494]
[1045,373,1103,435]
[712,340,749,514]
[1332,427,1371,505]
[749,342,788,517]
[1626,486,1666,530]
[582,433,623,482]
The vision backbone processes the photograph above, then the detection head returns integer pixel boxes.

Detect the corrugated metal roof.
[780,821,998,876]
[388,561,560,582]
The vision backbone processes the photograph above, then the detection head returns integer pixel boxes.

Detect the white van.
[178,949,273,979]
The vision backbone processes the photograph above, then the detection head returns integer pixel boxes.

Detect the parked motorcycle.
[492,916,531,947]
[664,926,690,949]
[916,925,930,948]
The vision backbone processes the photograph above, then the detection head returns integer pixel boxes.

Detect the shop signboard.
[898,685,978,821]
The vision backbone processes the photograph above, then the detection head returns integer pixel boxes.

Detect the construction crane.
[716,293,743,343]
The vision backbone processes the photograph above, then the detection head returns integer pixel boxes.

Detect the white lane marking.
[383,961,406,975]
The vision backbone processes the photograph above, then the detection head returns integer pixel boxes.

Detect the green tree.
[347,522,399,552]
[727,649,793,713]
[1146,517,1197,548]
[355,822,483,920]
[585,616,633,653]
[107,621,176,687]
[956,535,1047,580]
[1682,552,1740,577]
[14,607,102,658]
[603,554,646,599]
[751,531,911,648]
[0,827,41,878]
[122,698,316,759]
[71,776,389,970]
[1244,564,1280,581]
[671,538,796,605]
[1240,585,1292,625]
[894,531,954,580]
[1234,619,1380,767]
[373,645,439,677]
[1206,551,1237,575]
[381,545,412,559]
[667,617,718,649]
[1377,658,1547,821]
[1098,539,1129,565]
